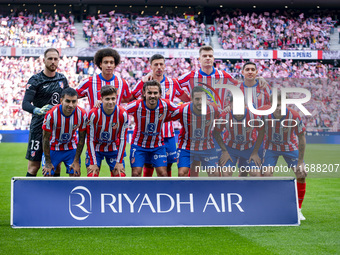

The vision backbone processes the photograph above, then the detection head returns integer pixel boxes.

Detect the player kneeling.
[42,88,87,177]
[86,86,128,177]
[250,92,307,220]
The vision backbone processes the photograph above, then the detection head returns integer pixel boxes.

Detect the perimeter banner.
[11,177,299,228]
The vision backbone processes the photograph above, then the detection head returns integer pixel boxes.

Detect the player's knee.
[132,168,142,177]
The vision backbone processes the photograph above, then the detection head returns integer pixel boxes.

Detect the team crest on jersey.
[283,127,289,133]
[205,119,212,126]
[112,122,118,129]
[73,124,79,130]
[165,88,170,95]
[59,81,64,88]
[158,114,165,120]
[31,151,36,157]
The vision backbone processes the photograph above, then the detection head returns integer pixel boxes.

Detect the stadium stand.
[215,9,336,50]
[83,13,207,48]
[0,11,76,47]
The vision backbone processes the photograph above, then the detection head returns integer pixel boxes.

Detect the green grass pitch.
[0,143,339,254]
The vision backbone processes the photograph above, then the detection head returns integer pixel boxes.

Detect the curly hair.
[94,48,121,70]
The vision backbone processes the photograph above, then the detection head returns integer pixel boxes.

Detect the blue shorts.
[224,145,258,169]
[130,144,167,168]
[144,137,177,165]
[263,150,300,168]
[177,148,218,168]
[42,149,79,174]
[213,137,223,158]
[164,137,177,164]
[85,151,125,170]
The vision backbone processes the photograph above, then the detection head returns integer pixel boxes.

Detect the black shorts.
[25,129,43,161]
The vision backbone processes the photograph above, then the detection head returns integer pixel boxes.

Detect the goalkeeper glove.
[33,104,53,115]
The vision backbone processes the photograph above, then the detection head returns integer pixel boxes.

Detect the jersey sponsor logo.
[101,132,110,141]
[154,154,167,160]
[273,133,282,143]
[194,128,203,138]
[51,92,60,105]
[147,123,156,133]
[59,133,71,143]
[236,135,245,144]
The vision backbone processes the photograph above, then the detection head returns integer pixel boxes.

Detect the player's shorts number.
[30,140,40,150]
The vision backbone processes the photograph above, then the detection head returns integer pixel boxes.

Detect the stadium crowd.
[83,13,207,48]
[0,56,338,131]
[215,9,336,50]
[0,11,76,47]
[0,9,337,50]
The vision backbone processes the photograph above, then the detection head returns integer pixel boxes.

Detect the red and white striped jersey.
[131,76,186,138]
[126,98,178,148]
[177,68,238,109]
[238,81,271,109]
[220,108,261,151]
[170,102,220,151]
[86,104,128,165]
[262,107,306,151]
[76,73,131,108]
[42,105,87,151]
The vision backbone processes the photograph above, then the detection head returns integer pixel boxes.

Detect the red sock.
[167,170,172,177]
[188,169,191,177]
[111,171,126,177]
[143,166,154,177]
[297,182,306,208]
[87,173,98,177]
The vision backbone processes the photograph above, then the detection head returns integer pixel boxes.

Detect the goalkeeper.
[22,48,69,177]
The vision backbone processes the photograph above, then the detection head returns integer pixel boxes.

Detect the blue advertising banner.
[11,177,299,228]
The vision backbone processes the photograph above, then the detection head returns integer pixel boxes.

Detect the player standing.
[22,48,69,176]
[170,87,231,177]
[178,45,238,109]
[42,88,87,176]
[131,54,190,177]
[86,86,128,177]
[76,48,131,108]
[250,93,307,220]
[126,80,178,177]
[219,97,261,177]
[237,61,272,176]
